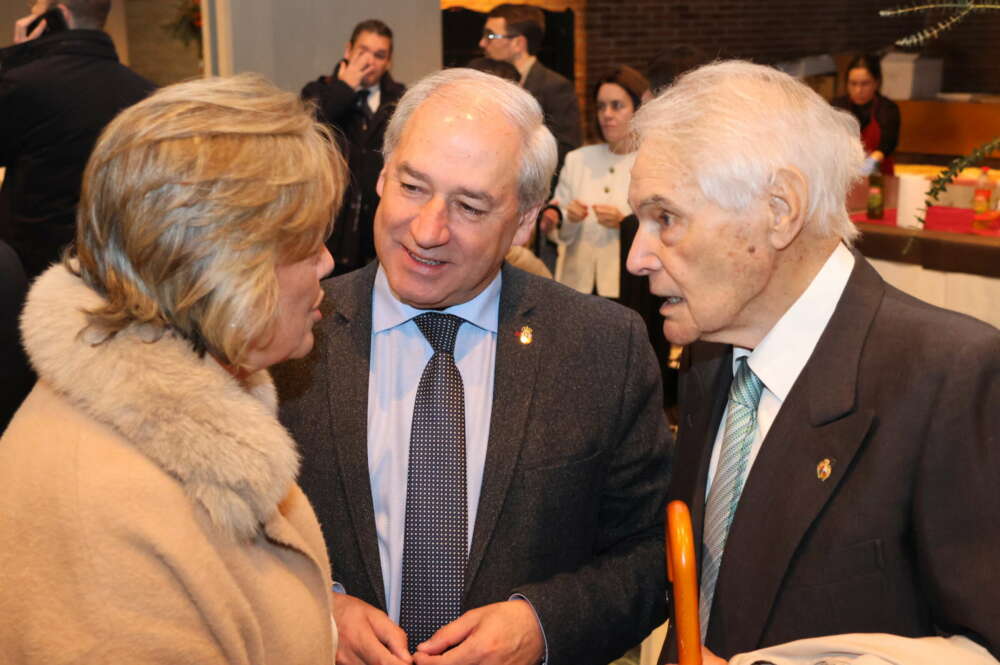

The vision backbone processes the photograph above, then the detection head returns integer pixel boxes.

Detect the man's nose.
[626,219,661,276]
[411,197,450,248]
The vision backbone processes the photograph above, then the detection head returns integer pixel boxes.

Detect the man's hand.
[412,599,544,665]
[332,593,412,665]
[539,204,560,234]
[592,204,624,229]
[566,199,589,223]
[13,13,47,44]
[337,53,375,90]
[667,646,727,665]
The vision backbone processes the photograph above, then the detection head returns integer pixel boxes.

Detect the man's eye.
[657,211,673,228]
[400,182,422,194]
[458,201,486,217]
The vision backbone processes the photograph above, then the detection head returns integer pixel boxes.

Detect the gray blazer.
[274,262,671,665]
[661,254,1000,661]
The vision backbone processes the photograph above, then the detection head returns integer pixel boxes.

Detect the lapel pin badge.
[517,326,533,345]
[816,458,834,482]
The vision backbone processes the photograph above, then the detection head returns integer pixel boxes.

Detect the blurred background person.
[466,56,553,279]
[832,53,900,175]
[301,18,405,276]
[546,65,648,299]
[0,73,347,664]
[0,0,154,280]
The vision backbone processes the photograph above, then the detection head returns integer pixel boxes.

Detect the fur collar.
[21,265,300,541]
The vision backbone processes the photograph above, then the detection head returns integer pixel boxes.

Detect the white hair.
[383,67,557,213]
[632,60,864,243]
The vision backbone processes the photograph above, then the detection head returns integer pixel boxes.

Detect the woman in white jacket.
[549,65,648,298]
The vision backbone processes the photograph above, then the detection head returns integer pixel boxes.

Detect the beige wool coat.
[0,265,337,664]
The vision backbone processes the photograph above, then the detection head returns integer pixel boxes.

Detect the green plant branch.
[919,136,1000,222]
[880,0,1000,46]
[880,1,1000,15]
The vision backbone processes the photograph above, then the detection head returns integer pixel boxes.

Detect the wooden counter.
[897,99,1000,157]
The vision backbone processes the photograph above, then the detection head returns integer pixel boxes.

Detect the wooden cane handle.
[667,500,701,665]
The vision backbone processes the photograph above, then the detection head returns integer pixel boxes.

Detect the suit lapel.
[709,254,885,652]
[464,266,543,599]
[323,262,386,607]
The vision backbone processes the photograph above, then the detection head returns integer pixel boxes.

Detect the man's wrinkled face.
[626,144,776,346]
[373,98,534,310]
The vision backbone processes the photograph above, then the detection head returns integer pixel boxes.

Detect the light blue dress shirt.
[367,265,499,623]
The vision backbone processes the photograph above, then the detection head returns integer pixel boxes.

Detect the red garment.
[861,95,894,175]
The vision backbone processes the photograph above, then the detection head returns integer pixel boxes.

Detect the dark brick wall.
[580,1,997,138]
[923,9,1000,93]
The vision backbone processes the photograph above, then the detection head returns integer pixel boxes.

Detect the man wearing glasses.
[479,4,581,171]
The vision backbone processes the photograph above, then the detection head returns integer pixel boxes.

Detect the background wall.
[208,0,442,94]
[124,0,200,85]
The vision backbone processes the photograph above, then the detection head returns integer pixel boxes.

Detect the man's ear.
[343,41,353,61]
[513,34,530,58]
[375,168,387,197]
[511,205,541,248]
[57,4,74,29]
[767,167,808,251]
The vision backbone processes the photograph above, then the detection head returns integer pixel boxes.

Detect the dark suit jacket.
[301,72,405,274]
[274,262,671,665]
[0,240,34,432]
[662,254,1000,661]
[0,30,154,279]
[522,60,581,172]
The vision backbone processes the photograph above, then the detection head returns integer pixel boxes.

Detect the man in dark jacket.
[301,19,405,276]
[0,0,154,280]
[478,4,580,170]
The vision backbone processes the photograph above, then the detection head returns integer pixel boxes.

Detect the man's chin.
[662,321,699,347]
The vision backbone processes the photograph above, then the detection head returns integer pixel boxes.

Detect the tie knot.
[730,357,764,410]
[414,313,464,355]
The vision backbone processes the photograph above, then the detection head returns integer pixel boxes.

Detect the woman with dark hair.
[832,53,901,175]
[547,65,648,298]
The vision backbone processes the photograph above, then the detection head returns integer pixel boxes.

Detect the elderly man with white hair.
[627,61,1000,664]
[275,68,671,665]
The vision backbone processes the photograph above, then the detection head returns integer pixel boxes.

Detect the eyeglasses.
[481,30,516,41]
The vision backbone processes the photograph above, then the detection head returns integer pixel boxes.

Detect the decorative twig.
[919,137,1000,222]
[880,0,1000,46]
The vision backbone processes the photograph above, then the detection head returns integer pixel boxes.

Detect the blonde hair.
[72,73,346,367]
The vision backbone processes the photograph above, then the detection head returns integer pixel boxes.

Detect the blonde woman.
[0,74,347,664]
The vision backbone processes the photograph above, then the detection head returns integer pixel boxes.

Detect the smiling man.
[627,61,1000,664]
[275,68,670,665]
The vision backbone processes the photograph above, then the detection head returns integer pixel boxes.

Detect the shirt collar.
[372,264,501,335]
[739,242,855,400]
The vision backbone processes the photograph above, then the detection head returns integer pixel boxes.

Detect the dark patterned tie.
[399,312,467,651]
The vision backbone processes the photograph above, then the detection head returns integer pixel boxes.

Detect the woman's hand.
[592,204,624,229]
[566,199,589,223]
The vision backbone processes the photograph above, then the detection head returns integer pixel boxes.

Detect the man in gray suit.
[274,68,670,665]
[626,61,1000,664]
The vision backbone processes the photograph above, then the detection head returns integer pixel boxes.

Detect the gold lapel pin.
[517,326,533,345]
[816,458,834,481]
